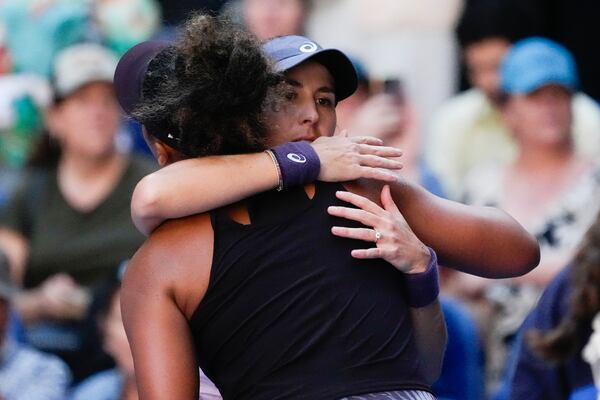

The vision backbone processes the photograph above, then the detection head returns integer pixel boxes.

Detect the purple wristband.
[270,142,320,189]
[404,247,440,308]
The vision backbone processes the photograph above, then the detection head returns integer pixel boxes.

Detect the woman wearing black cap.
[119,15,538,400]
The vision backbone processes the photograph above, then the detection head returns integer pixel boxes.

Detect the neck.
[59,150,124,178]
[513,140,575,173]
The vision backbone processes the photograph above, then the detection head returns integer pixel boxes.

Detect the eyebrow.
[285,78,335,95]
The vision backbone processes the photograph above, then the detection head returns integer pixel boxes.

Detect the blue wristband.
[270,142,320,189]
[404,247,440,308]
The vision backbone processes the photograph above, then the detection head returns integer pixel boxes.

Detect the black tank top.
[190,182,430,400]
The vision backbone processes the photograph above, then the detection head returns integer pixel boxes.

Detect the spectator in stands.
[156,0,229,27]
[0,250,71,400]
[502,0,600,102]
[306,0,464,141]
[500,211,600,400]
[446,37,600,392]
[0,0,88,77]
[0,21,53,207]
[69,275,136,400]
[0,43,153,382]
[92,0,162,56]
[336,57,445,197]
[221,0,308,41]
[241,0,308,40]
[426,0,600,199]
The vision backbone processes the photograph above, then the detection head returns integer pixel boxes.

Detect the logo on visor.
[287,153,307,163]
[299,42,318,53]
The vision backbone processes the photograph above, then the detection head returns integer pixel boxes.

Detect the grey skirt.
[341,390,436,400]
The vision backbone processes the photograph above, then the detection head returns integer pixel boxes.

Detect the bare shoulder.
[342,179,384,205]
[343,177,432,207]
[122,213,214,319]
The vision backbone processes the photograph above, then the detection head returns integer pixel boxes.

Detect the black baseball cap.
[113,40,189,153]
[113,40,171,116]
[262,35,358,101]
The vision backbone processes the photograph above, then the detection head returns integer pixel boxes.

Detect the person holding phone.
[336,65,444,196]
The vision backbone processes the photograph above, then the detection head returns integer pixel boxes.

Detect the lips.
[293,133,319,142]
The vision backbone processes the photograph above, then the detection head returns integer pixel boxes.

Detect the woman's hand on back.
[327,185,431,274]
[311,132,403,184]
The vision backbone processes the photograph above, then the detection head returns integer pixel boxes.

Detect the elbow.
[131,176,161,234]
[515,233,541,277]
[485,208,541,278]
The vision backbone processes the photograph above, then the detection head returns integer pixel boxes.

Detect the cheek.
[264,108,294,141]
[320,109,337,136]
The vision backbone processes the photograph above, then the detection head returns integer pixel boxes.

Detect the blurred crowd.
[0,0,599,399]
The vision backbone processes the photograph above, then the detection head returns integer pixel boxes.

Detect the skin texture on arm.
[131,153,278,235]
[388,179,540,277]
[131,135,403,235]
[121,213,214,400]
[334,179,540,278]
[135,163,539,279]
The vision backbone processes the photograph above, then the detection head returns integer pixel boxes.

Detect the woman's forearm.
[131,153,278,235]
[132,136,405,235]
[391,181,540,278]
[410,300,447,384]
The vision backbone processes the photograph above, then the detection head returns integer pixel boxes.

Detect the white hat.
[53,43,118,98]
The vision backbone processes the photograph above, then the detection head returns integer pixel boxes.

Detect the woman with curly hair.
[502,213,600,400]
[118,14,539,400]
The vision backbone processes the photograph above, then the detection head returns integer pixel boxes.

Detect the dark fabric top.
[190,181,429,400]
[0,155,154,288]
[504,266,594,400]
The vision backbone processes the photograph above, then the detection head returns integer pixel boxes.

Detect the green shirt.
[0,156,155,288]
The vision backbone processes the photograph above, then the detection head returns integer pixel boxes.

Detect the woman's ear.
[154,141,172,167]
[142,128,183,167]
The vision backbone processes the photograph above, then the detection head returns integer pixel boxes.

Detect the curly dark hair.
[133,14,283,157]
[526,212,600,361]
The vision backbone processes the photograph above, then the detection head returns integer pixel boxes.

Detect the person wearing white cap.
[0,42,154,382]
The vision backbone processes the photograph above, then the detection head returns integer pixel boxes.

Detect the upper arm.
[121,215,214,399]
[121,267,200,400]
[389,181,540,278]
[131,154,278,235]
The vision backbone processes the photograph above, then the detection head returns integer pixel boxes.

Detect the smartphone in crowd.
[383,78,405,104]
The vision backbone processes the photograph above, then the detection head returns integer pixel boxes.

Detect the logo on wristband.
[287,153,307,163]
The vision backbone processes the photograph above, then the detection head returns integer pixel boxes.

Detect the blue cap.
[500,37,578,94]
[262,35,358,101]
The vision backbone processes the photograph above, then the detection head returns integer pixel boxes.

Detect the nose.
[299,101,319,126]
